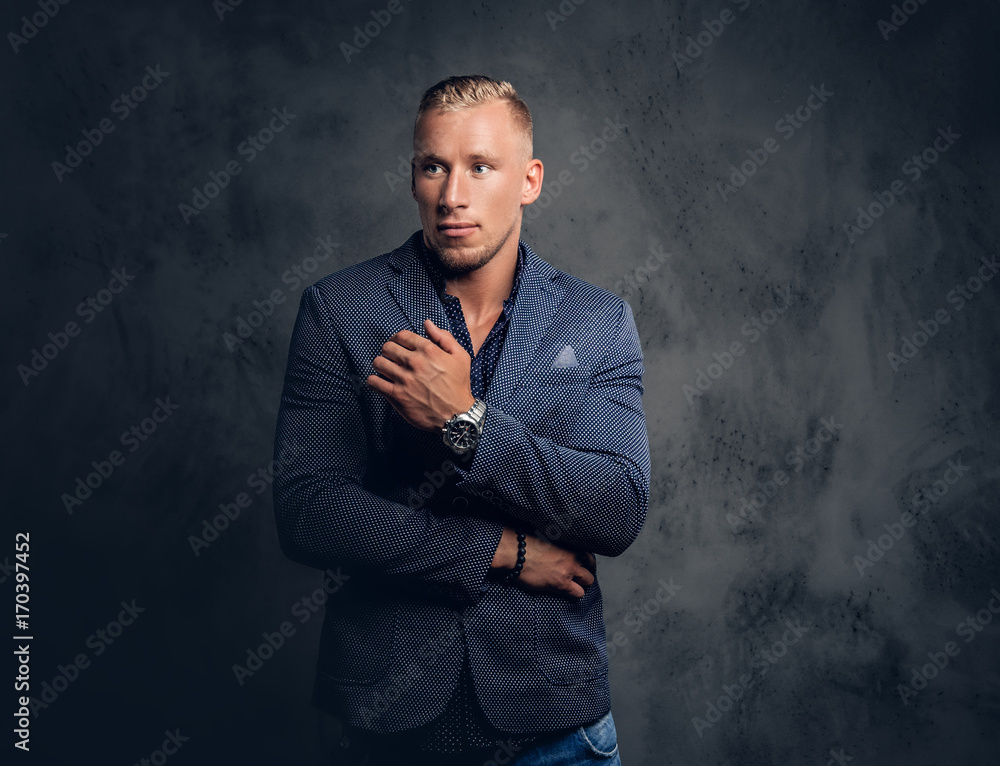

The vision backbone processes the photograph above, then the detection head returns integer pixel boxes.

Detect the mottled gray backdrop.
[4,0,998,763]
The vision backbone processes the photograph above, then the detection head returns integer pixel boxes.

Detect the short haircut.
[415,75,533,161]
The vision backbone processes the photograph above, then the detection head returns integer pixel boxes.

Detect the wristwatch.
[442,398,487,455]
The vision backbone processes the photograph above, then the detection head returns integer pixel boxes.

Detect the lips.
[439,222,478,237]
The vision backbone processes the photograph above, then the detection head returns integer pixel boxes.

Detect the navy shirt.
[408,235,550,753]
[419,235,523,398]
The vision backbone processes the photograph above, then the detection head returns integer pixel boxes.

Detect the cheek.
[481,184,520,214]
[414,191,436,215]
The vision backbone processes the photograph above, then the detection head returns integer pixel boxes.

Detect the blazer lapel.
[386,230,565,413]
[489,248,563,410]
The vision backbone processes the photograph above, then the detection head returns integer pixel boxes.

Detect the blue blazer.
[273,229,650,735]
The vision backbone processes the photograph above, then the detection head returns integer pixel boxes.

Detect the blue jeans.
[331,710,621,765]
[509,710,621,765]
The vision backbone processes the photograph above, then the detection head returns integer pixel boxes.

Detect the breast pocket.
[518,364,592,388]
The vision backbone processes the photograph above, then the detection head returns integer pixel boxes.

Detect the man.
[273,75,649,765]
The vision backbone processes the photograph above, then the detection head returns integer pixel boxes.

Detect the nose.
[440,167,469,210]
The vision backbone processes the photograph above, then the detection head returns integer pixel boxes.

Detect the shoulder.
[522,240,634,329]
[311,251,393,297]
[303,239,407,315]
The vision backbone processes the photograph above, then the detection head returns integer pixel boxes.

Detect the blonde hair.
[415,75,533,160]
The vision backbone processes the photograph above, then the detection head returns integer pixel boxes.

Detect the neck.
[428,231,520,325]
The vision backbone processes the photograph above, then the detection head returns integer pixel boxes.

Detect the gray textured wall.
[5,0,999,763]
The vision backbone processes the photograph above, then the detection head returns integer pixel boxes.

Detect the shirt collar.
[418,235,524,317]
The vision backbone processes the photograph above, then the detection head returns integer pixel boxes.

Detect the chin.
[431,231,481,252]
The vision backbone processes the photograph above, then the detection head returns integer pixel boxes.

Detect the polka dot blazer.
[273,229,650,736]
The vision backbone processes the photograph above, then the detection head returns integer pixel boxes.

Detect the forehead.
[414,102,521,158]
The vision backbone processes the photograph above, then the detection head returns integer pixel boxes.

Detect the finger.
[576,551,597,574]
[378,341,411,367]
[425,318,464,355]
[382,330,433,353]
[564,580,585,599]
[371,354,405,382]
[365,374,393,399]
[386,330,428,352]
[575,567,595,588]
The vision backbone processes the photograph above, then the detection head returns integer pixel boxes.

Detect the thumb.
[425,318,463,354]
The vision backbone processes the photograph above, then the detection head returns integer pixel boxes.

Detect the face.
[411,101,542,275]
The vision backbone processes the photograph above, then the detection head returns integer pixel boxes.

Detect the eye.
[423,163,443,174]
[473,164,492,174]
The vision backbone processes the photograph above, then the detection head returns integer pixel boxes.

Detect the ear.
[411,158,417,201]
[521,158,544,205]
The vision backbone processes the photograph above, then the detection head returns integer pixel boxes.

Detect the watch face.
[446,418,478,450]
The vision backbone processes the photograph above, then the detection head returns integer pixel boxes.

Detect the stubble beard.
[424,216,518,278]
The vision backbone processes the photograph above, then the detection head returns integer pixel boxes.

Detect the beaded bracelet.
[504,531,527,583]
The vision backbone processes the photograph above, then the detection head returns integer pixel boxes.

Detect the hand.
[494,528,596,599]
[366,318,475,432]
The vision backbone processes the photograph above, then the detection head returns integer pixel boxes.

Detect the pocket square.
[553,344,578,368]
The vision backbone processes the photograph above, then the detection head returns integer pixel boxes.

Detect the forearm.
[275,473,505,605]
[453,404,648,556]
[490,526,519,571]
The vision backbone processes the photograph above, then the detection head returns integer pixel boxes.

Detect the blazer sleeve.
[451,300,650,557]
[272,285,504,606]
